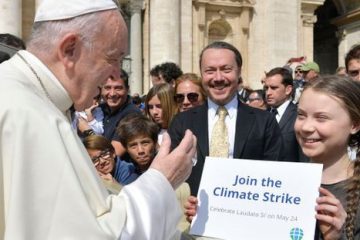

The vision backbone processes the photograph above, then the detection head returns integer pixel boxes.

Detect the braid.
[345,155,360,240]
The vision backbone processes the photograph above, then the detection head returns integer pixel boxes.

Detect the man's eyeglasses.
[91,149,112,166]
[174,92,199,104]
[295,70,302,74]
[348,70,360,77]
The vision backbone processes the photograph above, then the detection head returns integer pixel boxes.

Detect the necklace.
[16,52,53,102]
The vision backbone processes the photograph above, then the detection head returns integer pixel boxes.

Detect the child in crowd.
[295,75,360,239]
[145,83,177,145]
[117,113,191,231]
[117,113,159,174]
[82,135,138,193]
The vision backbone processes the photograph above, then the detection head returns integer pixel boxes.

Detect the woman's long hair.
[145,83,177,129]
[303,75,360,239]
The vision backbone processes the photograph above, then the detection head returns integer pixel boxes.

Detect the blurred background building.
[1,0,360,94]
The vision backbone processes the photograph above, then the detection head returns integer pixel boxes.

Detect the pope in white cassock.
[0,0,197,239]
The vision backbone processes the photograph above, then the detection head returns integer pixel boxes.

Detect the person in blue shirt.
[83,135,138,187]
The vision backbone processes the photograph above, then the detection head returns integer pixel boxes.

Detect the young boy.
[117,113,191,232]
[117,113,159,174]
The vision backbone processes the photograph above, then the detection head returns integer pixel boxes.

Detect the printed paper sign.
[190,158,323,240]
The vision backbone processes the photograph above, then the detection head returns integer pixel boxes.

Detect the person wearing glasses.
[292,65,306,104]
[294,65,303,81]
[300,61,320,83]
[174,73,206,112]
[246,89,267,110]
[345,44,360,82]
[83,135,138,191]
[145,83,178,145]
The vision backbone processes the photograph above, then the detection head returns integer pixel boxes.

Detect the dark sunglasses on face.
[174,92,199,104]
[348,70,360,77]
[295,70,302,74]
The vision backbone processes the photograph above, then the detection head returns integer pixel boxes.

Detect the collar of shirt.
[19,50,72,114]
[207,95,238,121]
[275,99,291,122]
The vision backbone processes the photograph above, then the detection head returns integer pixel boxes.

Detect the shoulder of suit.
[286,102,298,111]
[238,102,268,115]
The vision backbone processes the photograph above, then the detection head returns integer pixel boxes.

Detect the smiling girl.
[295,75,360,240]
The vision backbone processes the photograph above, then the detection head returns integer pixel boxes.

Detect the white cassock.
[0,50,182,240]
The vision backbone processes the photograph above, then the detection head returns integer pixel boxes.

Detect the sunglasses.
[295,70,302,74]
[174,92,199,104]
[348,70,360,77]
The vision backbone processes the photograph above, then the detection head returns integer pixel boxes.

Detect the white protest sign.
[190,158,323,240]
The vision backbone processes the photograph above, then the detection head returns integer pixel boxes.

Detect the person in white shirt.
[264,67,308,162]
[72,86,105,136]
[0,0,196,239]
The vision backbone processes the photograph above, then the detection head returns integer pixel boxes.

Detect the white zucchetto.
[34,0,118,22]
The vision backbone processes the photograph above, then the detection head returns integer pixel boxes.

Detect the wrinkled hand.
[150,130,196,189]
[316,187,347,240]
[184,196,198,223]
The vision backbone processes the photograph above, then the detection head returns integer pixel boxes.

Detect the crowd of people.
[1,0,360,239]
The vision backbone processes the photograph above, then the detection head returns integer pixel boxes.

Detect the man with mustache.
[0,0,197,238]
[168,41,283,195]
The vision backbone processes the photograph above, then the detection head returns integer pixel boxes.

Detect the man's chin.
[209,95,232,105]
[107,101,121,108]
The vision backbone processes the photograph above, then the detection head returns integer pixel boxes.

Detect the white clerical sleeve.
[0,90,181,239]
[118,169,182,240]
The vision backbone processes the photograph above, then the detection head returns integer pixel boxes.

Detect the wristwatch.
[83,129,95,137]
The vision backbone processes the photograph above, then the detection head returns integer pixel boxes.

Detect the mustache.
[208,81,231,88]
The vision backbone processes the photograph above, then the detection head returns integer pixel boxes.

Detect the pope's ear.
[57,33,79,69]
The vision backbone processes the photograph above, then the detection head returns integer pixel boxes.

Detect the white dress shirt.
[273,99,291,123]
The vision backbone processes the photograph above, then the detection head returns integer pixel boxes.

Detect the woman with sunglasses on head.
[145,83,178,145]
[174,73,206,112]
[82,135,139,193]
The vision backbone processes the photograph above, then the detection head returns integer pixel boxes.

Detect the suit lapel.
[278,102,296,130]
[192,104,209,159]
[233,101,255,158]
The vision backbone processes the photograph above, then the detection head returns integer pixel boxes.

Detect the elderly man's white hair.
[27,0,121,53]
